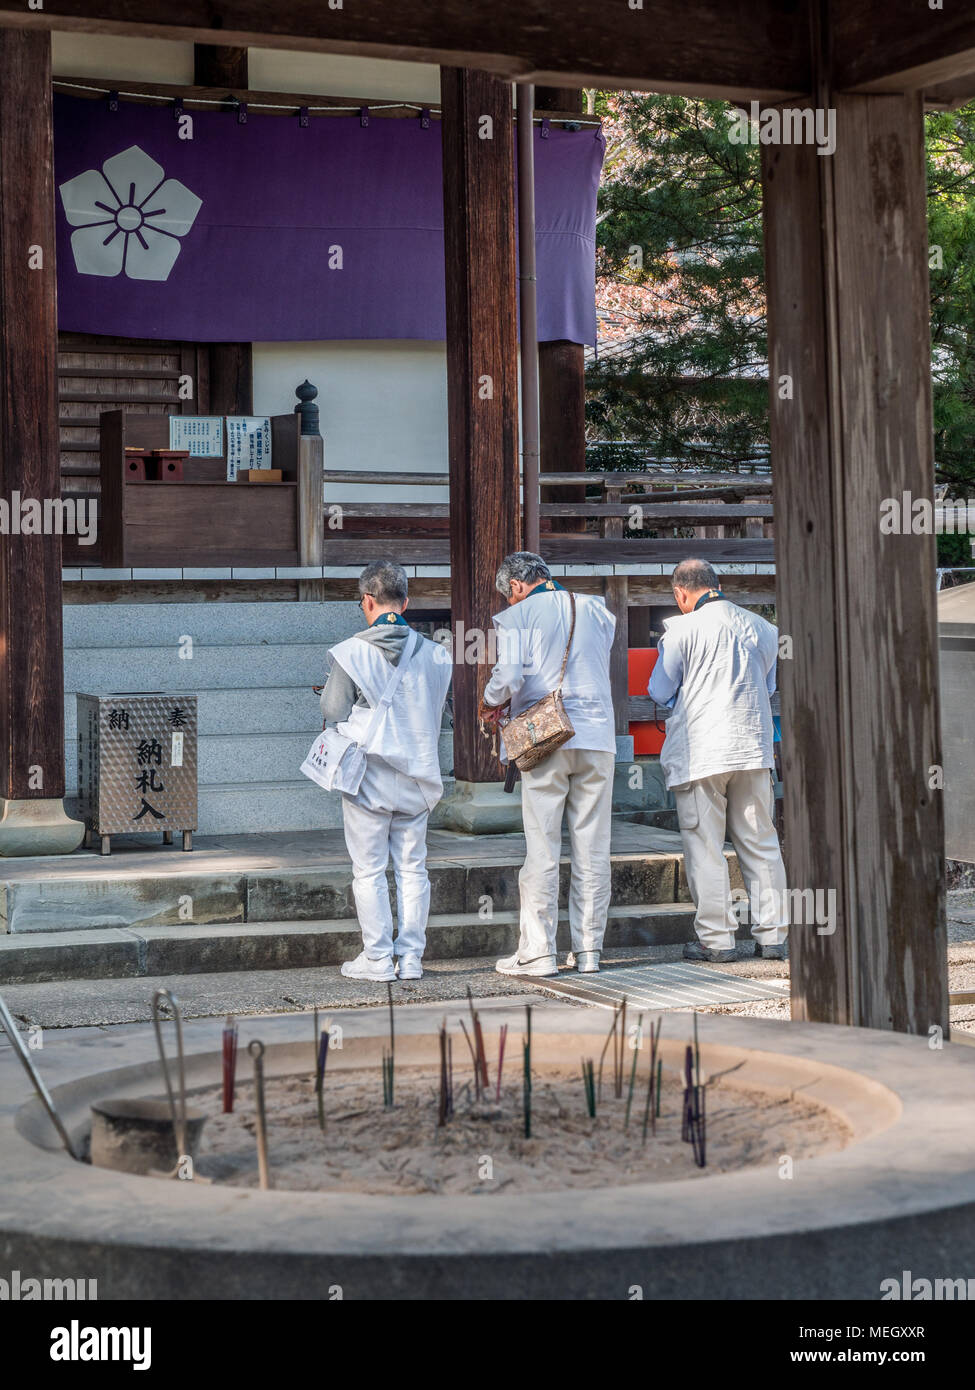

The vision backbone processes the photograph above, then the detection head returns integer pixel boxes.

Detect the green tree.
[591,93,975,506]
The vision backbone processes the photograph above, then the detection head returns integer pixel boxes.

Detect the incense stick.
[313,1006,319,1076]
[438,1019,450,1127]
[522,1038,532,1137]
[466,986,490,1090]
[458,1017,480,1101]
[221,1014,238,1114]
[382,982,396,1108]
[315,1028,330,1132]
[642,1016,662,1143]
[618,998,628,1099]
[248,1039,272,1190]
[581,1057,596,1118]
[596,1001,619,1102]
[624,1014,642,1128]
[495,1023,508,1103]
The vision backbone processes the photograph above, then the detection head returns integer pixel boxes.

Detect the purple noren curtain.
[54,94,603,345]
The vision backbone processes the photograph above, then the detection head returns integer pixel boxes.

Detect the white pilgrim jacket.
[650,599,778,789]
[327,630,453,810]
[483,586,617,756]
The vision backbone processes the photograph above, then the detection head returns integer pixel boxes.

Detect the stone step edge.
[0,905,702,984]
[0,846,689,885]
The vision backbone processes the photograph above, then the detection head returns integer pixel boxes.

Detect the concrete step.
[0,838,715,933]
[0,905,702,982]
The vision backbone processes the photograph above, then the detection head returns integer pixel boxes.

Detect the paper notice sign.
[169,416,224,457]
[171,731,184,768]
[225,417,272,481]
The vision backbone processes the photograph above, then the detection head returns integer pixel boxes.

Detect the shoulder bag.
[499,591,576,771]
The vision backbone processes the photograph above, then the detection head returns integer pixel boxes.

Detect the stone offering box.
[76,692,198,854]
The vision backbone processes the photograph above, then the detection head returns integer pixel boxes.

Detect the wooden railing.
[323,470,775,566]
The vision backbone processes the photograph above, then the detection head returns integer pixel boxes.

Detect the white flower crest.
[59,145,202,282]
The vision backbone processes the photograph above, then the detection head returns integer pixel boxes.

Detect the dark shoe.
[683,941,736,964]
[754,941,788,961]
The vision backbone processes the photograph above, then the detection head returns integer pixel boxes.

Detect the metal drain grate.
[535,962,790,1012]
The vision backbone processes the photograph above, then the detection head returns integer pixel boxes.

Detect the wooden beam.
[834,2,975,96]
[537,85,587,535]
[194,43,248,89]
[5,1,809,101]
[52,75,590,125]
[539,341,587,533]
[761,88,947,1036]
[0,31,67,801]
[318,537,774,564]
[441,68,520,783]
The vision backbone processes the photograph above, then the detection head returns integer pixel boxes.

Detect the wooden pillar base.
[0,799,85,858]
[438,778,523,834]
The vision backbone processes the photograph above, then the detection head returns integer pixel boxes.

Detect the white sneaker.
[340,951,396,982]
[495,951,558,978]
[573,951,600,974]
[396,954,423,980]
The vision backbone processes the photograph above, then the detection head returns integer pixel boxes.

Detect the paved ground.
[5,931,974,1033]
[3,892,972,1029]
[0,823,680,882]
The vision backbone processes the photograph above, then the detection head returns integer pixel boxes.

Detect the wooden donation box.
[99,411,302,567]
[76,693,198,855]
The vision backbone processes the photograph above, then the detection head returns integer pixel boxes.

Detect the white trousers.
[672,767,789,951]
[341,755,431,960]
[517,747,615,960]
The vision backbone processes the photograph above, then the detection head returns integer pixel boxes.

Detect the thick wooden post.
[761,90,948,1034]
[0,31,83,855]
[194,44,253,417]
[441,68,521,785]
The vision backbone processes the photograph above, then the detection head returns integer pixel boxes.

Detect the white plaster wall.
[52,33,195,83]
[254,341,448,501]
[52,35,440,104]
[249,50,440,104]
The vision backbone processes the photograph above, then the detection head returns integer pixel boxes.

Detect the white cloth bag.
[300,633,417,794]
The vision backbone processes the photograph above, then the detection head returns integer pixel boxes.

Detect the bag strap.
[360,629,420,747]
[555,591,577,693]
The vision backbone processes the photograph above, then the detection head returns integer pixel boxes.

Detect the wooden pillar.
[537,88,588,535]
[0,31,83,854]
[441,68,520,784]
[193,44,253,416]
[761,89,948,1034]
[601,484,629,739]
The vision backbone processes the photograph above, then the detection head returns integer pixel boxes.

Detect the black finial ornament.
[294,380,321,437]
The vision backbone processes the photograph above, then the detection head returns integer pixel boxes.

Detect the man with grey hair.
[480,551,617,977]
[648,558,788,962]
[320,559,452,982]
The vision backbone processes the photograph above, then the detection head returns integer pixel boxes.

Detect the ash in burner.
[186,1064,852,1196]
